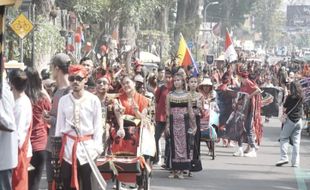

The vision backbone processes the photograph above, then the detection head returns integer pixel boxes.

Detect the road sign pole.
[30,3,35,67]
[20,38,23,63]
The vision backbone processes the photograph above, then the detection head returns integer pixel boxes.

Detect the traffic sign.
[187,40,193,49]
[206,55,214,64]
[10,13,33,39]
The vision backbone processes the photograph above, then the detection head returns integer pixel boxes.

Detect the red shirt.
[30,96,51,152]
[155,84,170,122]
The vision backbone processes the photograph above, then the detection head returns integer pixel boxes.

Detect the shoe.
[292,164,299,168]
[168,172,176,179]
[227,141,235,148]
[244,148,257,158]
[275,160,289,166]
[233,147,244,157]
[176,172,184,179]
[243,145,250,153]
[188,172,193,177]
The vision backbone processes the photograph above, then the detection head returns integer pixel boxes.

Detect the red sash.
[12,123,32,190]
[58,134,93,190]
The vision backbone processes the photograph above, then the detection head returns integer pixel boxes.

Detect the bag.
[190,159,202,172]
[139,120,156,157]
[200,125,217,141]
[280,99,301,123]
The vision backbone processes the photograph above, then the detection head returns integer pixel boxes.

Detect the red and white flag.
[225,29,238,63]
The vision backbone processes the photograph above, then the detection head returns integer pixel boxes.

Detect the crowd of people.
[0,48,308,189]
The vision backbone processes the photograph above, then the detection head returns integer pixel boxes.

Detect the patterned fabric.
[189,92,202,172]
[240,79,263,145]
[168,92,191,170]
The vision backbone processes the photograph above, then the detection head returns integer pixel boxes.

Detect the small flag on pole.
[177,33,199,76]
[224,29,238,63]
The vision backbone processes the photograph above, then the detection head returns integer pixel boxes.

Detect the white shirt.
[14,94,33,158]
[55,91,103,165]
[0,80,18,170]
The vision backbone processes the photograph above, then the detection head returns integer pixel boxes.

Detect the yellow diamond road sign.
[10,13,33,39]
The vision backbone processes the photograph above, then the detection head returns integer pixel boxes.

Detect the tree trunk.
[157,6,169,33]
[174,0,200,42]
[33,0,53,18]
[174,0,187,42]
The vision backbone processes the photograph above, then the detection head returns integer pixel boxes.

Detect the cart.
[200,109,218,160]
[97,115,152,190]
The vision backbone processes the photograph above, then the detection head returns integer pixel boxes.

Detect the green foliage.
[205,0,256,28]
[5,6,64,68]
[73,0,109,24]
[23,16,65,67]
[251,0,284,47]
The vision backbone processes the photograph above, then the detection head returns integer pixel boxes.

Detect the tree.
[251,0,284,48]
[33,0,53,18]
[173,0,200,42]
[205,0,257,32]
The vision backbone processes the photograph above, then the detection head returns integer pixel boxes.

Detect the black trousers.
[61,160,92,190]
[153,122,166,163]
[29,150,47,190]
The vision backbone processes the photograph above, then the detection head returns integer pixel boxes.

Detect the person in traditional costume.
[110,76,149,156]
[188,75,204,174]
[55,65,103,190]
[9,69,33,190]
[235,65,262,158]
[94,70,113,156]
[226,93,247,157]
[216,72,236,147]
[0,72,18,190]
[165,73,197,179]
[198,78,218,153]
[108,76,150,189]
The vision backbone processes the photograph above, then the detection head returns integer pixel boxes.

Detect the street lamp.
[204,1,219,23]
[202,1,219,58]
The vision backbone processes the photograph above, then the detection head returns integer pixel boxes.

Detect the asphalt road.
[150,117,310,190]
[40,117,310,190]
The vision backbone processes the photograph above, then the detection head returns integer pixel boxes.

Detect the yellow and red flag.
[177,34,199,76]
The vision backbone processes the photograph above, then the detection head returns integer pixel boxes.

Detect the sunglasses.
[68,75,85,82]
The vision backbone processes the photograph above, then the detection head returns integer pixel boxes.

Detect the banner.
[224,92,249,141]
[261,87,284,117]
[300,77,310,103]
